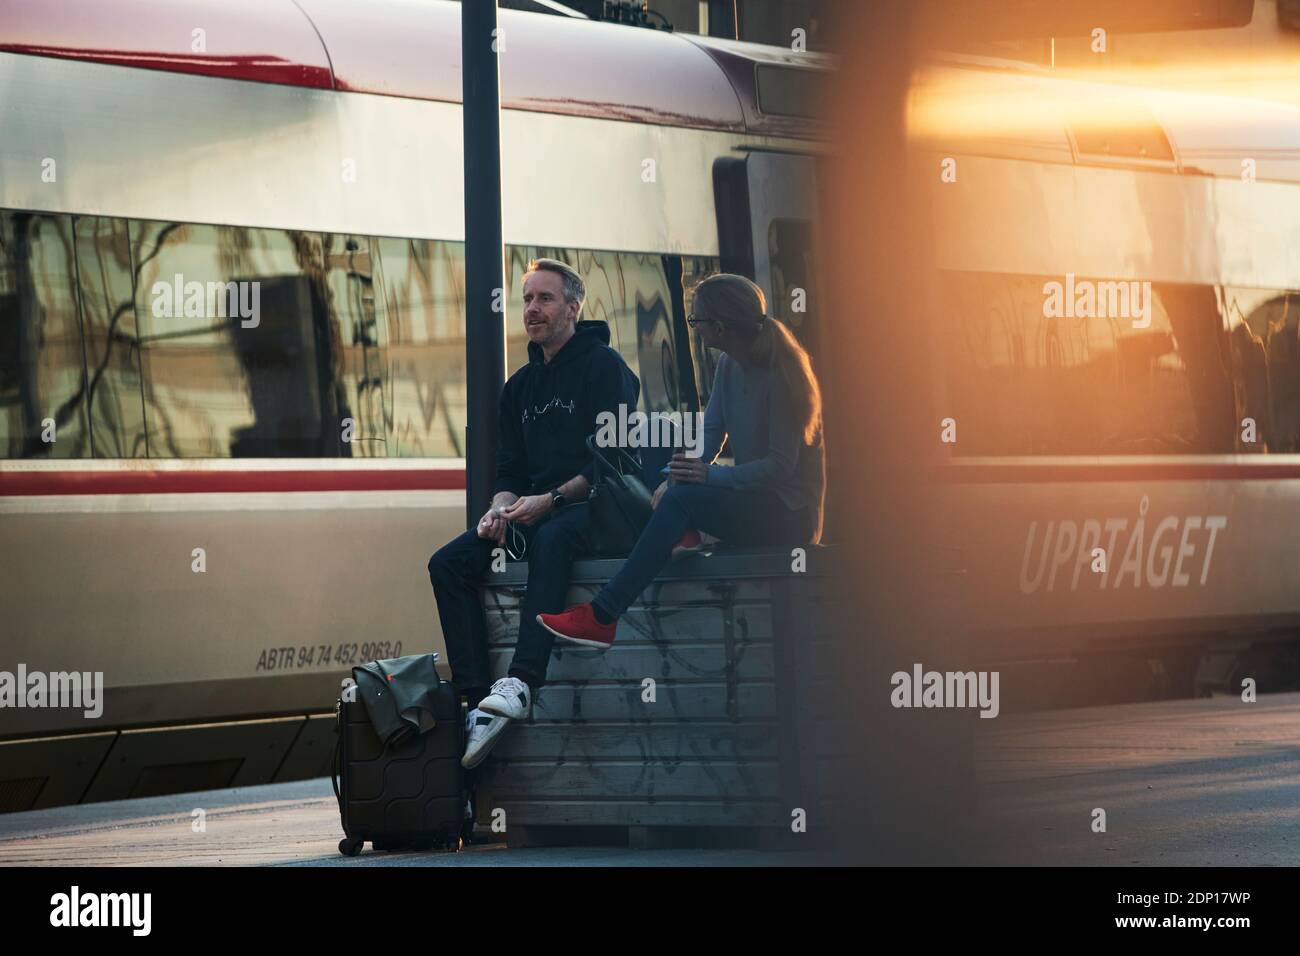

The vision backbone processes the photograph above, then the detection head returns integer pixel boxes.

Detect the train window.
[325,236,388,457]
[504,246,539,375]
[376,238,467,457]
[681,255,724,408]
[74,216,148,457]
[756,64,823,120]
[1069,100,1174,164]
[682,223,819,412]
[579,250,681,414]
[940,273,1228,455]
[767,218,817,351]
[0,214,732,462]
[1234,288,1300,452]
[0,211,90,458]
[130,223,385,457]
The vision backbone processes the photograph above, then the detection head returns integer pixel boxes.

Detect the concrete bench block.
[475,548,830,842]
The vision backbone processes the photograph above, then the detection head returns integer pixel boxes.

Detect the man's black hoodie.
[495,320,640,498]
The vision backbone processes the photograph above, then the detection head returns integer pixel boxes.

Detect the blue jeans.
[428,503,594,693]
[592,485,816,618]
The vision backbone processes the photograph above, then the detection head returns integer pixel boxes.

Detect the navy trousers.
[592,484,816,618]
[428,502,594,695]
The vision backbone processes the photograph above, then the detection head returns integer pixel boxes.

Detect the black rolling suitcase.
[332,665,469,857]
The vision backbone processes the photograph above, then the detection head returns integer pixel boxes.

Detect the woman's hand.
[666,453,707,484]
[651,479,668,509]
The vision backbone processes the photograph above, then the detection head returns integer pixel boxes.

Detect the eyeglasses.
[686,313,722,329]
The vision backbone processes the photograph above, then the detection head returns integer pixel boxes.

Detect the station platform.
[0,776,831,867]
[971,690,1300,866]
[1,691,1297,866]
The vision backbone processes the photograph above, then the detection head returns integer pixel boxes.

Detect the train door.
[706,152,824,404]
[747,152,821,342]
[706,151,829,537]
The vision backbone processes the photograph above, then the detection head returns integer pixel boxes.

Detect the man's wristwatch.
[549,488,566,511]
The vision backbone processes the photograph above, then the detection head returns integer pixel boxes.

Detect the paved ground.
[970,691,1300,866]
[0,779,827,867]
[2,692,1297,866]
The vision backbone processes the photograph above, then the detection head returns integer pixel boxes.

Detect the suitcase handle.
[330,714,344,812]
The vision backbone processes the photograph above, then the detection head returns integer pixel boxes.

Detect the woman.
[537,272,826,648]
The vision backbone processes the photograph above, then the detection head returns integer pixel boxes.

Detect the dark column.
[819,0,976,864]
[462,0,508,528]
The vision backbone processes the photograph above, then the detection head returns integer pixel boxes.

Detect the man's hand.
[476,505,507,543]
[666,453,707,485]
[651,479,668,509]
[499,493,553,526]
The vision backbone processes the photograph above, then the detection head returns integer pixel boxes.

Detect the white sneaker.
[462,707,511,769]
[478,676,531,721]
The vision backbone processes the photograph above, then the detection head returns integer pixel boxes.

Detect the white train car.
[0,0,828,809]
[914,56,1300,701]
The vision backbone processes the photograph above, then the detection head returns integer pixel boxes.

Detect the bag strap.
[586,434,642,479]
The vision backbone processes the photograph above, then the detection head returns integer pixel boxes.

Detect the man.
[428,258,640,768]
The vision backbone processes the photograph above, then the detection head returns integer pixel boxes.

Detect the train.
[4,0,1299,813]
[0,0,828,810]
[915,54,1300,704]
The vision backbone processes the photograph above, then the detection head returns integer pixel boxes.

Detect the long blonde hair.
[692,273,823,444]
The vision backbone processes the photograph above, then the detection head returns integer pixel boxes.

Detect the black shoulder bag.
[585,434,654,557]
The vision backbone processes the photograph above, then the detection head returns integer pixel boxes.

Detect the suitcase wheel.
[411,834,458,853]
[339,837,364,857]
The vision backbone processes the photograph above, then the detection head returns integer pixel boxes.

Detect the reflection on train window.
[131,223,385,457]
[327,236,387,456]
[75,216,147,457]
[682,227,818,413]
[767,218,816,348]
[681,256,723,408]
[766,218,822,416]
[377,238,466,457]
[578,250,681,413]
[1,209,726,461]
[0,211,89,458]
[941,273,1243,455]
[1235,288,1300,452]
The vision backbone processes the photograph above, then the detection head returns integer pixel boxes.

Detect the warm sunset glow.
[908,55,1300,142]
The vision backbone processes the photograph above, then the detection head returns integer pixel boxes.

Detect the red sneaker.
[537,604,617,649]
[671,528,704,560]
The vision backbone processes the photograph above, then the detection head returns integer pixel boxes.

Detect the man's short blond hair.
[525,258,585,313]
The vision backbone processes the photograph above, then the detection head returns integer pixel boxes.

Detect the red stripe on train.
[938,462,1300,483]
[0,469,467,496]
[8,461,1300,495]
